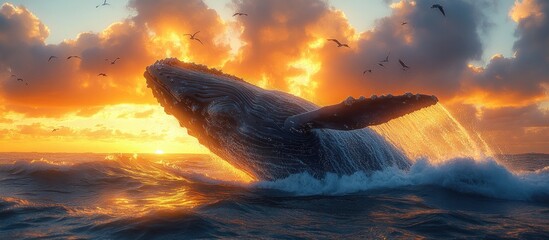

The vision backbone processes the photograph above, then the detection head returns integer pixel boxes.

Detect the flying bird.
[10,74,16,78]
[233,12,248,16]
[378,63,385,68]
[431,4,445,17]
[110,57,120,64]
[17,78,24,81]
[399,59,410,70]
[401,22,408,25]
[98,73,107,77]
[326,39,349,48]
[363,69,372,74]
[67,55,81,60]
[48,56,58,62]
[52,128,60,132]
[183,31,203,45]
[380,52,390,63]
[96,0,110,8]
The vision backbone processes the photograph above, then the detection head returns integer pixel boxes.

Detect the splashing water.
[257,104,548,201]
[372,103,494,164]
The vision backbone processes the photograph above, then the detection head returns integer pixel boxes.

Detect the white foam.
[254,157,549,201]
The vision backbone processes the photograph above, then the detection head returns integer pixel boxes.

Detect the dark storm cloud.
[313,0,491,104]
[453,0,549,153]
[462,0,549,106]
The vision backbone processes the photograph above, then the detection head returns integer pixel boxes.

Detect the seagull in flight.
[399,59,410,70]
[431,4,445,17]
[96,0,110,8]
[378,63,385,68]
[379,52,390,63]
[327,39,349,48]
[233,12,248,17]
[17,78,24,82]
[401,22,408,25]
[98,73,107,77]
[52,128,60,132]
[363,69,372,74]
[110,57,120,64]
[48,56,58,62]
[183,31,203,45]
[67,55,81,60]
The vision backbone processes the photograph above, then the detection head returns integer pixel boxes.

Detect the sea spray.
[372,103,494,163]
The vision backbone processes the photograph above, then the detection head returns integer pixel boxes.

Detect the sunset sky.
[0,0,547,154]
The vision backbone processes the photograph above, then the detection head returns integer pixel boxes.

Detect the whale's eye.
[206,102,240,127]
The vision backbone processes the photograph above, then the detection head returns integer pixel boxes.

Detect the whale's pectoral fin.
[284,93,438,131]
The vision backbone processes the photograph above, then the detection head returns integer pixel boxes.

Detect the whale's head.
[144,58,317,179]
[145,59,249,137]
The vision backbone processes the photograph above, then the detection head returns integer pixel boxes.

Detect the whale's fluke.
[284,93,438,131]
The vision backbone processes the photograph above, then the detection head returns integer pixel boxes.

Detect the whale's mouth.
[144,59,184,108]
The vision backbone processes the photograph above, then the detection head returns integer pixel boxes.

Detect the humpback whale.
[144,58,438,180]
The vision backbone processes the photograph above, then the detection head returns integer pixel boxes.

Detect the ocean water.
[0,152,547,239]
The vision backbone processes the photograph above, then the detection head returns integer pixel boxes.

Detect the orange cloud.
[224,0,352,98]
[0,1,231,117]
[510,0,543,22]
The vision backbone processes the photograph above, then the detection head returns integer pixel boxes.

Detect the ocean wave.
[2,154,548,202]
[255,157,549,201]
[1,155,181,179]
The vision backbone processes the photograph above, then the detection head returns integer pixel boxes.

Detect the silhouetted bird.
[378,63,385,67]
[48,56,57,62]
[431,4,445,16]
[401,22,408,25]
[363,69,372,74]
[327,39,349,48]
[98,73,107,77]
[67,56,81,60]
[399,59,410,70]
[183,31,203,45]
[52,128,60,132]
[17,78,24,81]
[233,12,248,16]
[110,57,120,64]
[96,0,110,8]
[380,52,390,63]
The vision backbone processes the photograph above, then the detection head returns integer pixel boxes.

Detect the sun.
[155,149,165,155]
